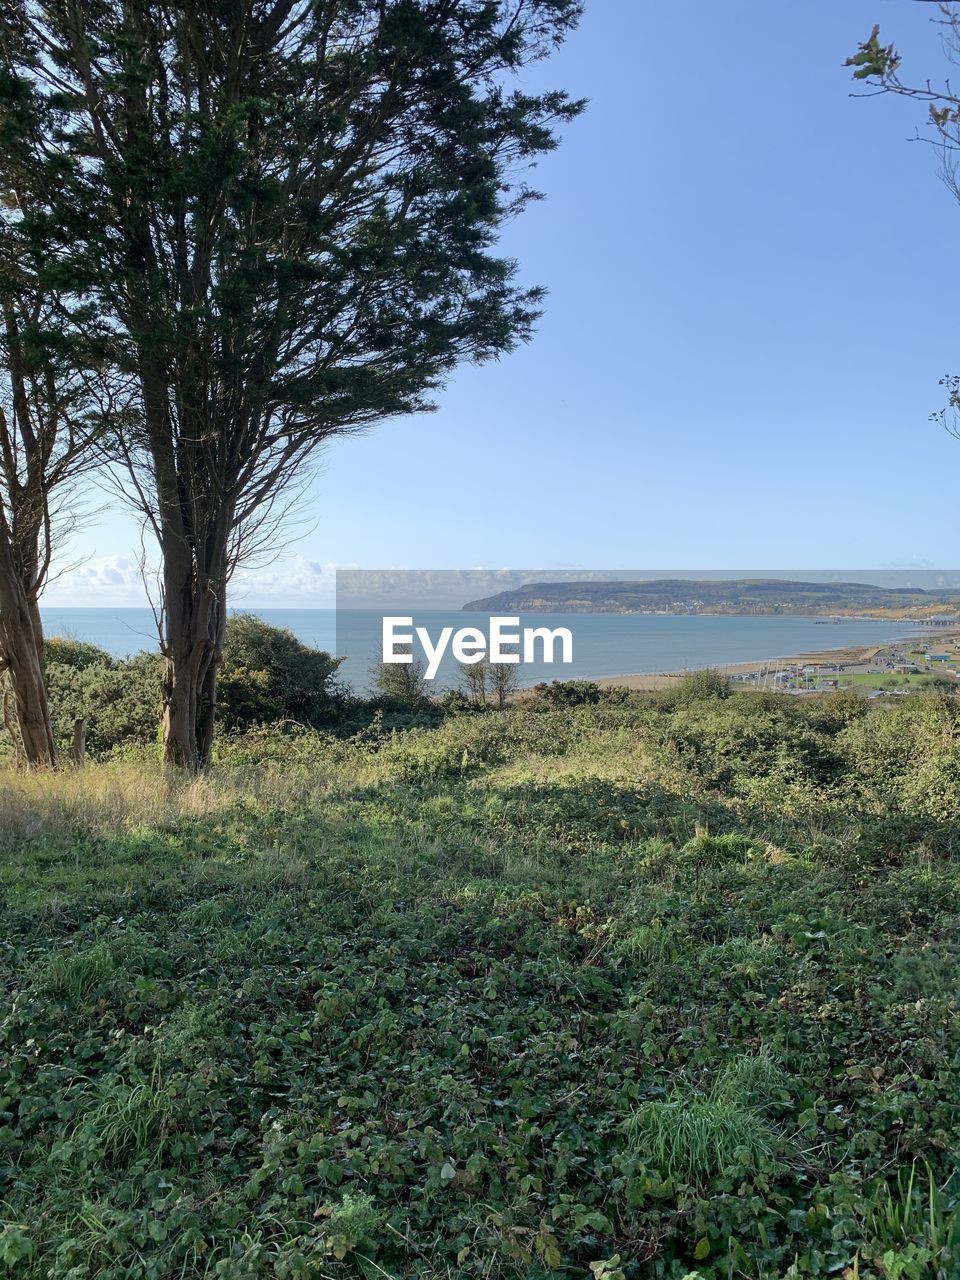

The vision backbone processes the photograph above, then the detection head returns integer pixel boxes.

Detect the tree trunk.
[0,566,56,768]
[160,540,228,770]
[197,579,226,769]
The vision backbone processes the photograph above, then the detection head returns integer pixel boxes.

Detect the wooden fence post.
[70,717,86,767]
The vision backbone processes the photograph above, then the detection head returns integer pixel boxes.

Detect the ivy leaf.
[536,1224,562,1269]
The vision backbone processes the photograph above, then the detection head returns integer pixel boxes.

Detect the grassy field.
[834,673,947,690]
[2,683,959,1279]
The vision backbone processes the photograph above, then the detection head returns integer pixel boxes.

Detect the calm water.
[40,607,922,693]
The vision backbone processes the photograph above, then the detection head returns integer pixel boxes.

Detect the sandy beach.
[593,627,960,691]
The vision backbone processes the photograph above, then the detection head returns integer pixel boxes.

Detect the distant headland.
[461,577,960,620]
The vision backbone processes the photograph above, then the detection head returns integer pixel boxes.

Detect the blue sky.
[50,1,960,607]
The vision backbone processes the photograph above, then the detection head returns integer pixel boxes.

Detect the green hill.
[462,576,960,615]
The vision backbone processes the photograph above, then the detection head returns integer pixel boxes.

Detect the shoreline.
[591,626,960,692]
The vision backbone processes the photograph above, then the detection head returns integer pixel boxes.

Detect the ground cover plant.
[1,681,959,1278]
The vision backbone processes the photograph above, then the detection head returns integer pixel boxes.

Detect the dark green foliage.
[526,679,606,708]
[798,687,869,734]
[42,636,111,671]
[438,687,475,714]
[218,614,345,730]
[663,691,841,790]
[44,651,163,756]
[41,617,347,755]
[657,667,731,708]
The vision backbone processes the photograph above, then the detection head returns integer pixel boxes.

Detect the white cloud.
[45,552,358,608]
[44,555,152,605]
[231,557,349,606]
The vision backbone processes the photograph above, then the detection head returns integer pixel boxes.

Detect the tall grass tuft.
[863,1160,960,1277]
[41,940,115,1001]
[74,1068,178,1165]
[626,1052,780,1183]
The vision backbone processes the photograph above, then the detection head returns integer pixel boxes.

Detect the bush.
[44,635,113,671]
[662,694,841,790]
[369,654,431,711]
[526,680,603,708]
[41,616,347,756]
[219,614,345,729]
[45,651,163,756]
[657,667,731,708]
[838,691,960,797]
[437,688,474,714]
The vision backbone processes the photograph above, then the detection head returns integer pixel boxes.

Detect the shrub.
[526,680,605,709]
[369,653,430,710]
[44,636,113,670]
[662,694,841,790]
[802,686,869,733]
[41,617,347,756]
[901,748,960,821]
[438,688,474,714]
[45,652,163,756]
[219,613,345,729]
[838,692,960,805]
[658,667,731,708]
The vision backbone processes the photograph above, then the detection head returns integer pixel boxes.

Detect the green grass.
[625,1054,781,1185]
[835,672,954,689]
[74,1072,179,1166]
[40,938,116,1000]
[2,688,960,1278]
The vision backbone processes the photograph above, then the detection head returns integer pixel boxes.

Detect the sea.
[39,607,925,694]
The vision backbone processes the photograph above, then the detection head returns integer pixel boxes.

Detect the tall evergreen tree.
[0,0,583,767]
[0,74,105,767]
